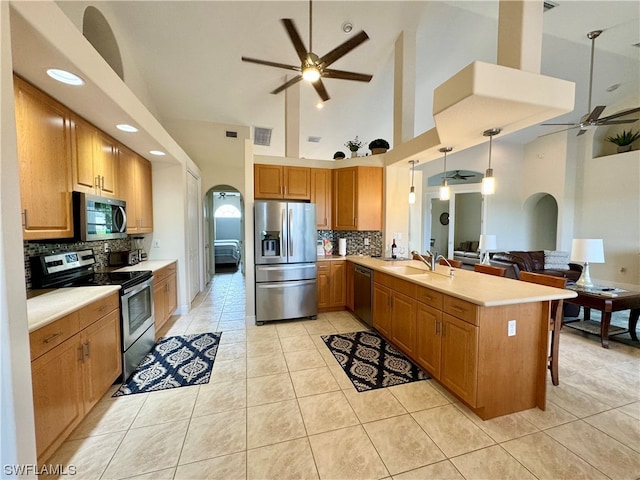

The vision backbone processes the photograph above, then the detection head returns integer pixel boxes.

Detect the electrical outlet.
[508,320,516,337]
[104,242,110,253]
[364,238,370,246]
[153,240,160,248]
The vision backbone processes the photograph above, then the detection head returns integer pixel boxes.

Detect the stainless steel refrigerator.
[254,201,317,323]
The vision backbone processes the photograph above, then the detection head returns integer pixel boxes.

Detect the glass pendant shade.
[439,180,450,201]
[408,186,416,204]
[481,169,495,195]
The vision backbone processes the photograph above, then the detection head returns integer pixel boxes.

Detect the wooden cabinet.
[71,115,118,197]
[254,164,311,200]
[317,260,346,311]
[373,272,417,355]
[415,303,442,377]
[30,293,121,463]
[13,75,74,240]
[153,262,178,335]
[119,147,154,233]
[439,313,478,404]
[333,166,383,231]
[310,168,332,229]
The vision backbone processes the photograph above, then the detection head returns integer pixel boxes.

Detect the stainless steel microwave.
[73,192,127,241]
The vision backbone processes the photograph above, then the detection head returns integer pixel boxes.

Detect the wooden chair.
[473,263,506,277]
[519,271,567,386]
[439,258,463,268]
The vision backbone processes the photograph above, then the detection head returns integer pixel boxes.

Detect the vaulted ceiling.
[52,1,640,162]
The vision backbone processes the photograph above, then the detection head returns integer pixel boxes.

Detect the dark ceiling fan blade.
[598,107,640,122]
[597,119,639,125]
[576,128,588,136]
[318,30,369,68]
[270,75,303,95]
[583,105,606,123]
[322,69,373,82]
[242,57,300,72]
[281,19,309,63]
[312,78,330,102]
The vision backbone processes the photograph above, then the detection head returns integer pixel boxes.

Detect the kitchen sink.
[381,265,428,276]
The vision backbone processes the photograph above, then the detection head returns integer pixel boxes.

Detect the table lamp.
[570,238,604,288]
[479,234,497,265]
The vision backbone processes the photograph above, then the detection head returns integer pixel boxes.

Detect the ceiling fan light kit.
[241,0,372,102]
[482,128,501,196]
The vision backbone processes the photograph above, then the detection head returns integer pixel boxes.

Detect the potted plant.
[605,129,640,153]
[369,138,390,155]
[344,136,365,158]
[333,151,346,160]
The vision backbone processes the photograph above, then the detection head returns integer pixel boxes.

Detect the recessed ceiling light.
[46,68,84,86]
[116,124,138,132]
[149,150,165,156]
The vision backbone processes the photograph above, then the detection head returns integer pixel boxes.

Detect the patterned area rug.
[321,330,429,392]
[113,332,221,396]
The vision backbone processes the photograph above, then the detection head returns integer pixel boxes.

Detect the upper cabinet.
[71,115,118,197]
[333,166,383,231]
[13,76,74,240]
[310,168,332,230]
[118,147,153,233]
[254,164,310,200]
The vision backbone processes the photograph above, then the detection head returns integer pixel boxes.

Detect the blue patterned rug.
[321,330,429,392]
[113,332,221,396]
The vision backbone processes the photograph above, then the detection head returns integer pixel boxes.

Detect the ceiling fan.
[541,30,640,137]
[241,0,373,102]
[446,170,476,180]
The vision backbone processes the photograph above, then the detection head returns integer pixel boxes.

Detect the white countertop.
[345,256,577,307]
[27,286,121,332]
[27,259,177,333]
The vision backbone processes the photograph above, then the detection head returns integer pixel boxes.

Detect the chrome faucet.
[435,255,455,278]
[411,250,435,271]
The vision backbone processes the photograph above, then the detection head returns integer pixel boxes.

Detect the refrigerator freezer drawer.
[255,263,317,282]
[256,280,318,322]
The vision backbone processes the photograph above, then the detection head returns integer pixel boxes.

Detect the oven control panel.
[40,249,95,274]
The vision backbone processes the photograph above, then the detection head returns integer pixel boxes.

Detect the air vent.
[307,136,321,143]
[633,42,640,48]
[254,127,272,146]
[543,1,558,11]
[225,130,238,138]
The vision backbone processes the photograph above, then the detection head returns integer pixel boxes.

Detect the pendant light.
[481,128,501,195]
[439,147,452,201]
[408,160,419,204]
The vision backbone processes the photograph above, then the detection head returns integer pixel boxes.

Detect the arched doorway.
[205,185,244,281]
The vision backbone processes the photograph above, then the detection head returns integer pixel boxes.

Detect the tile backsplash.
[24,238,131,289]
[317,230,382,257]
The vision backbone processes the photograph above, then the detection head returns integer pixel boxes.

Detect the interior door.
[187,170,201,302]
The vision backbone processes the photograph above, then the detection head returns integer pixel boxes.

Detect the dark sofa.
[489,250,582,281]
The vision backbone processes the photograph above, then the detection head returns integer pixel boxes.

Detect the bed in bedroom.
[214,239,241,267]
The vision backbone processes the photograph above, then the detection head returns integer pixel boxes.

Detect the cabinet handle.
[98,305,107,312]
[78,345,84,362]
[83,341,90,358]
[101,175,105,190]
[451,306,464,313]
[354,217,358,227]
[22,209,28,228]
[43,332,61,344]
[284,186,287,195]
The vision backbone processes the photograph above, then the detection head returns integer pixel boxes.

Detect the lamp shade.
[570,239,604,263]
[479,234,497,251]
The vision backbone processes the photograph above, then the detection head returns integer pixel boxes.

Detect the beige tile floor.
[44,270,640,479]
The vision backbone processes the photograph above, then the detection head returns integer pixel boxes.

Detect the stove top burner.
[68,270,153,289]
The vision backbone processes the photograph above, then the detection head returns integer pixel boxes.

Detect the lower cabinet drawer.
[30,312,80,361]
[443,296,479,326]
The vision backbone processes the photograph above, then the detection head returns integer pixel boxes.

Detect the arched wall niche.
[82,6,124,80]
[522,192,558,251]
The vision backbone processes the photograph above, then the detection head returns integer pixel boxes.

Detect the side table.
[564,287,640,348]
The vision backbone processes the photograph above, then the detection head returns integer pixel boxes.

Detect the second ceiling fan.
[241,0,373,102]
[542,30,639,137]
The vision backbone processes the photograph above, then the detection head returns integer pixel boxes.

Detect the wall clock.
[439,212,449,225]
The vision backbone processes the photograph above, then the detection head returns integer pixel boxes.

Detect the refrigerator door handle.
[281,208,287,259]
[289,208,294,257]
[258,264,316,271]
[257,279,316,289]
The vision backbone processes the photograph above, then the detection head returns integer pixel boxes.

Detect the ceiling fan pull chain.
[309,0,313,54]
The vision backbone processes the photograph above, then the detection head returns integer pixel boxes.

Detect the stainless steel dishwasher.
[353,265,373,327]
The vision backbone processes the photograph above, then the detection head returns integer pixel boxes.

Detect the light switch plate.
[508,320,516,336]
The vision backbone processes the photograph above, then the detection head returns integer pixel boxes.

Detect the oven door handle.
[122,277,154,297]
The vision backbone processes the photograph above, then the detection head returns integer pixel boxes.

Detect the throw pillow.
[544,250,570,270]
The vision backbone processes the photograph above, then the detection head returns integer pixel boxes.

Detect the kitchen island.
[345,256,577,420]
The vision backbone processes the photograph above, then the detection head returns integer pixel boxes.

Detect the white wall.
[0,2,37,473]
